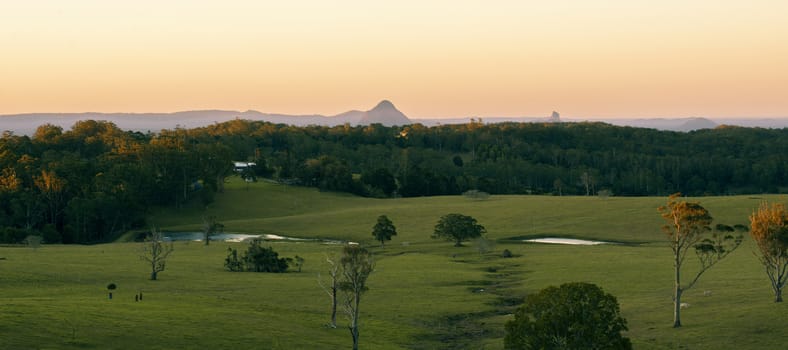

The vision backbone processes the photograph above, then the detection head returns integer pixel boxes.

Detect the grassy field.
[2,178,788,349]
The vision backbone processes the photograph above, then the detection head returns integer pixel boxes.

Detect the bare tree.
[580,171,592,196]
[749,201,788,302]
[317,252,340,328]
[201,215,223,246]
[659,193,743,327]
[340,245,374,350]
[140,228,174,280]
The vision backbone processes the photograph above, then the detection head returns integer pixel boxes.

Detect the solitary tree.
[201,215,224,246]
[140,228,174,281]
[340,245,374,350]
[749,201,788,302]
[504,282,631,350]
[658,193,743,327]
[106,283,117,300]
[433,213,486,247]
[371,215,397,246]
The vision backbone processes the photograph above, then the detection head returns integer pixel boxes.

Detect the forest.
[1,119,786,244]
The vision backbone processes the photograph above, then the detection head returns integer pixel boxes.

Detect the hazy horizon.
[2,1,787,119]
[2,102,786,121]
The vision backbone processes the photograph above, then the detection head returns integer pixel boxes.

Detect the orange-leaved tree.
[659,193,743,328]
[749,201,788,302]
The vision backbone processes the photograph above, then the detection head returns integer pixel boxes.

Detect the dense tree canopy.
[2,119,787,244]
[504,282,631,350]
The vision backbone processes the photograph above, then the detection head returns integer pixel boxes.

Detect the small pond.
[161,232,353,244]
[524,238,611,245]
[162,232,314,243]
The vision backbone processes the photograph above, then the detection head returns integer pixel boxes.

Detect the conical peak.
[361,100,411,126]
[372,100,396,111]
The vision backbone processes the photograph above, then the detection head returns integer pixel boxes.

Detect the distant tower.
[549,111,560,123]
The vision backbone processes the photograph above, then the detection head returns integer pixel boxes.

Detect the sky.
[1,0,787,119]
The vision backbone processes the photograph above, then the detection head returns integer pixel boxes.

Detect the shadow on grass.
[411,259,526,349]
[411,310,499,350]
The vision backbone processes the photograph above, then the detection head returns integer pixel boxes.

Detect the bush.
[224,247,244,272]
[504,282,631,350]
[225,240,289,273]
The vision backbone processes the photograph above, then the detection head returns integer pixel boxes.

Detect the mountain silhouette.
[360,100,411,126]
[3,102,785,136]
[0,100,413,135]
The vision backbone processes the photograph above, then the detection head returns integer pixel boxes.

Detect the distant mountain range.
[1,100,786,135]
[412,114,788,132]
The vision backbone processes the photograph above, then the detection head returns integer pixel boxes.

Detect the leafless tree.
[317,252,340,328]
[140,227,174,280]
[201,215,223,246]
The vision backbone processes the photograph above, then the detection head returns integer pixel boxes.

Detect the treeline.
[1,119,786,243]
[204,119,786,197]
[0,121,236,243]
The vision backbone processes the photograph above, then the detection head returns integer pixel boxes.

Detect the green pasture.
[154,178,781,244]
[2,178,788,349]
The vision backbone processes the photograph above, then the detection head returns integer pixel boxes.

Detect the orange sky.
[1,1,787,118]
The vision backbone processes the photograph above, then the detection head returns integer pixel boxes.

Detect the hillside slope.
[151,177,776,244]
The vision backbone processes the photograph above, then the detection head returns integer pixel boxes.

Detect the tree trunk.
[673,251,682,328]
[216,175,225,193]
[673,252,683,328]
[330,285,337,327]
[350,293,361,350]
[775,287,783,302]
[350,326,359,350]
[673,287,682,328]
[455,239,462,247]
[151,270,158,281]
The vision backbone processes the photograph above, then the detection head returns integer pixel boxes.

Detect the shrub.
[225,240,289,273]
[224,247,244,272]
